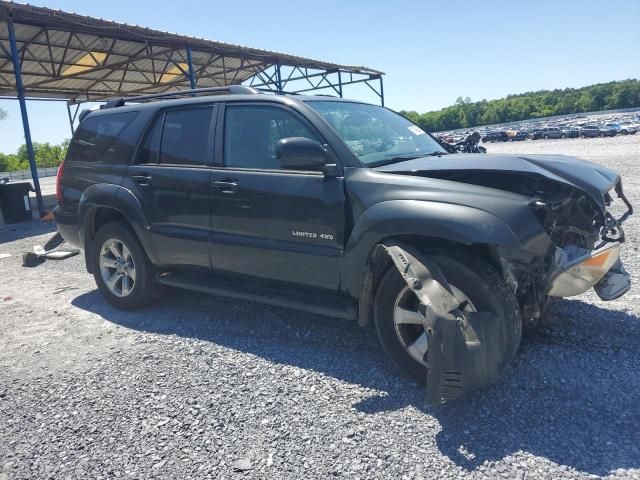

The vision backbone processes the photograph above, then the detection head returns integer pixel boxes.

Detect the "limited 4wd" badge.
[292,230,334,241]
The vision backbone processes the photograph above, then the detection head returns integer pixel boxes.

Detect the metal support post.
[186,45,196,90]
[7,15,45,216]
[66,102,75,134]
[275,63,283,93]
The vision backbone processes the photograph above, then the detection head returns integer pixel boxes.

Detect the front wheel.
[92,222,160,309]
[374,250,522,384]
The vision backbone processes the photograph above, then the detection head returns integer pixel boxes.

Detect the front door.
[209,103,345,290]
[126,105,216,269]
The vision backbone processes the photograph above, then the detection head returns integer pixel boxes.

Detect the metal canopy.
[0,1,384,102]
[0,1,384,218]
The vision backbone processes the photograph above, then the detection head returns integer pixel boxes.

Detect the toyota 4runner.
[54,86,633,404]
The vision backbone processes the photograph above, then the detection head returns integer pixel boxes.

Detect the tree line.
[0,141,69,172]
[400,79,640,132]
[0,106,69,172]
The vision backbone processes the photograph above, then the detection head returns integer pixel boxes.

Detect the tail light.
[56,161,65,204]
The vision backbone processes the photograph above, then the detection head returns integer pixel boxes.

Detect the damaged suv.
[54,86,633,404]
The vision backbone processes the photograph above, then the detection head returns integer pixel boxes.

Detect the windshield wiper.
[369,151,447,167]
[424,151,448,156]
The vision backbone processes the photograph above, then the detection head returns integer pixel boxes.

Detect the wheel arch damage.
[357,236,503,328]
[372,241,518,405]
[342,198,548,298]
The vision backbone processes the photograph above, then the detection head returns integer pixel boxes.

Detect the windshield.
[305,100,446,165]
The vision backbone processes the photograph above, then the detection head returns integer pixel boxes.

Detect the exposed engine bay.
[378,158,634,327]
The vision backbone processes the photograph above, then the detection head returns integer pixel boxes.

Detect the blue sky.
[1,0,639,153]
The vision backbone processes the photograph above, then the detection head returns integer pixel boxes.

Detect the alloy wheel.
[392,283,476,366]
[99,238,136,297]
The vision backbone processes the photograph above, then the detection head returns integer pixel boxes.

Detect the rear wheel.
[92,222,160,309]
[374,250,521,384]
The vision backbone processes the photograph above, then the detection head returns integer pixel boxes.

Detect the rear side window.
[67,112,138,163]
[161,108,213,165]
[137,107,213,166]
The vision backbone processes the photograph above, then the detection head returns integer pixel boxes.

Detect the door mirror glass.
[276,137,327,170]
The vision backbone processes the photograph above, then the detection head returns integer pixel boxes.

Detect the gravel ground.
[1,135,639,480]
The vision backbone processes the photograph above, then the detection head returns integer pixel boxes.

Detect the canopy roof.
[0,1,383,102]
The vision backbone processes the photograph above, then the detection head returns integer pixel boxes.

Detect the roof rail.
[102,85,260,109]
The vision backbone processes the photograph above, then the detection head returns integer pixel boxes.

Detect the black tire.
[374,249,522,384]
[91,222,160,309]
[561,134,566,139]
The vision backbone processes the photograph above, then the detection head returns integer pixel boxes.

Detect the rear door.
[209,102,345,290]
[125,104,216,269]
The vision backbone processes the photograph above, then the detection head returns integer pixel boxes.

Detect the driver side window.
[224,105,321,170]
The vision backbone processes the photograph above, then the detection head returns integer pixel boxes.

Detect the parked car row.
[440,110,640,144]
[480,122,638,143]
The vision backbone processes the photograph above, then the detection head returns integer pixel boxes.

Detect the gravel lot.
[1,135,639,480]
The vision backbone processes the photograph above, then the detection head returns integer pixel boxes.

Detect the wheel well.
[357,235,503,328]
[84,206,128,273]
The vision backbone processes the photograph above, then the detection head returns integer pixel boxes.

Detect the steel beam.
[66,101,75,134]
[186,45,196,92]
[7,15,45,217]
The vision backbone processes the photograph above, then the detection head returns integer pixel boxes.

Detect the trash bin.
[0,181,33,224]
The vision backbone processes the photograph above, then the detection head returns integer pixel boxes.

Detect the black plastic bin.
[0,181,33,223]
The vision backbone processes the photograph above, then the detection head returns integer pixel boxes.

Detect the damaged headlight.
[547,243,620,297]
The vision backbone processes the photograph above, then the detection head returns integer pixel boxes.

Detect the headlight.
[547,244,620,297]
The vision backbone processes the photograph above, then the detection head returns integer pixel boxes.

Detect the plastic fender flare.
[78,184,156,270]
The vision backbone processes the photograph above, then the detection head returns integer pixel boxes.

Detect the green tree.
[0,107,6,122]
[407,79,640,131]
[3,140,68,172]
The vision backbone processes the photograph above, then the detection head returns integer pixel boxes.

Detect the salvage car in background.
[619,122,638,134]
[54,87,634,404]
[579,125,602,138]
[599,124,618,137]
[482,130,510,142]
[540,126,563,139]
[560,125,580,138]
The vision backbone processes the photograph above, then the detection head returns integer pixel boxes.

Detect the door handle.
[212,180,238,193]
[132,175,152,187]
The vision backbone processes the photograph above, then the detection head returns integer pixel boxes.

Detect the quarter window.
[67,111,137,163]
[224,105,321,170]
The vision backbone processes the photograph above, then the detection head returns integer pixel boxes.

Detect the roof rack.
[102,85,261,109]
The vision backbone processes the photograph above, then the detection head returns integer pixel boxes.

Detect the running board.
[157,270,357,320]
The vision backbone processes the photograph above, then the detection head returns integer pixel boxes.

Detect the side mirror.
[276,137,327,170]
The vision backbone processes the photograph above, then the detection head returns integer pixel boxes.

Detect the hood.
[374,153,619,210]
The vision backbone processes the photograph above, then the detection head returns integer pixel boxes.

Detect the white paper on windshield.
[407,125,426,136]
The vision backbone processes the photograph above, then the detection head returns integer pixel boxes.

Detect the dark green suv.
[54,86,632,403]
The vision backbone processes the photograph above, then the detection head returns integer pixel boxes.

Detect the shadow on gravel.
[72,291,640,477]
[426,299,640,477]
[0,220,56,244]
